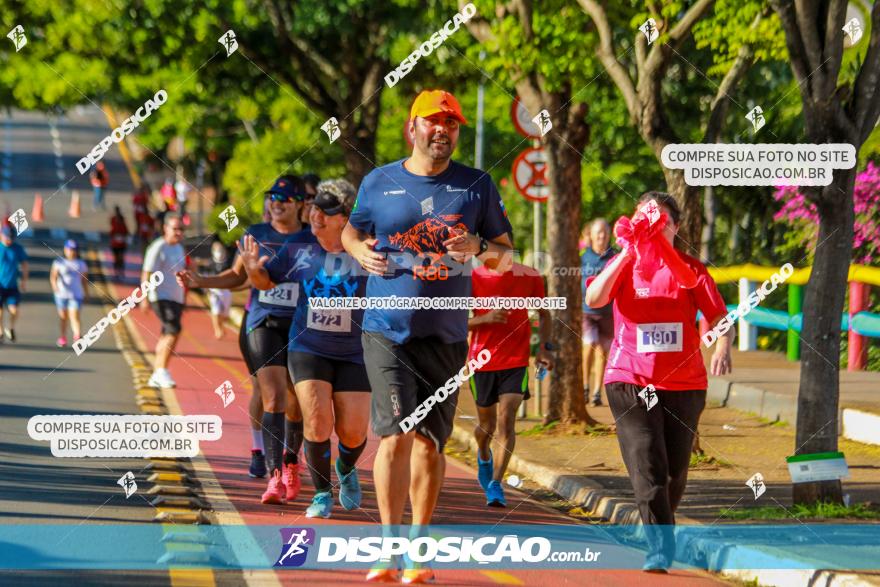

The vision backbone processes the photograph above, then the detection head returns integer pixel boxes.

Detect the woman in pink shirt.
[585,192,733,572]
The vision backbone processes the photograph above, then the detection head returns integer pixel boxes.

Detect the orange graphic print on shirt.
[389,214,468,281]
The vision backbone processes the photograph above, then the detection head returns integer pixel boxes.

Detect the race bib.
[636,322,683,353]
[258,282,299,307]
[307,308,351,333]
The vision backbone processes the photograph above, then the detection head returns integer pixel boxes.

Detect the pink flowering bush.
[773,162,880,265]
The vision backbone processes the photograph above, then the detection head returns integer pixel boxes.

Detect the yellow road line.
[480,570,525,585]
[101,104,142,189]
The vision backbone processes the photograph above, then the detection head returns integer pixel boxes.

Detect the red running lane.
[104,250,729,586]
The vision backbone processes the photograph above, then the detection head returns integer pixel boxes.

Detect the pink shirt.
[587,251,727,391]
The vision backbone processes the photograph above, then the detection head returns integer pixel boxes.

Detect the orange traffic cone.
[69,190,81,218]
[31,193,44,222]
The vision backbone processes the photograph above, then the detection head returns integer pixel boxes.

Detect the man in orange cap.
[343,89,514,583]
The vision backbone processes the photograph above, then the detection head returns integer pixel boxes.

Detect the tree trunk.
[341,126,376,188]
[662,166,703,255]
[534,94,595,427]
[792,168,856,505]
[700,186,715,263]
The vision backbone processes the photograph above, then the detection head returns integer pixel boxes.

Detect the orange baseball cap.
[409,90,468,125]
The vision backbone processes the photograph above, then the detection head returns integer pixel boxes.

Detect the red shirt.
[469,263,546,371]
[587,251,727,390]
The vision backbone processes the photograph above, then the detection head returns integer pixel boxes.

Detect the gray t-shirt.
[52,258,88,299]
[143,238,186,303]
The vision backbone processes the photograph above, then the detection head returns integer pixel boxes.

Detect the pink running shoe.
[261,470,287,505]
[56,336,67,348]
[282,462,301,502]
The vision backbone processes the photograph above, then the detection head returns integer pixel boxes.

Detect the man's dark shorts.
[470,366,530,408]
[0,287,20,307]
[153,300,183,335]
[363,331,467,453]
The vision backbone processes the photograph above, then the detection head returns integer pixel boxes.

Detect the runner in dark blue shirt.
[342,89,514,583]
[177,175,309,505]
[242,179,369,520]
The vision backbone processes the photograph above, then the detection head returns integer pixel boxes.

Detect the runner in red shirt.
[585,192,733,573]
[468,262,554,507]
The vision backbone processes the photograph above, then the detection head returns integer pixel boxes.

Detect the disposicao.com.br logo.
[275,527,316,567]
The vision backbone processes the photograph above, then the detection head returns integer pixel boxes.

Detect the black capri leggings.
[606,382,705,561]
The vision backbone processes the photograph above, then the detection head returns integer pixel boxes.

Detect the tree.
[225,0,426,186]
[575,0,778,253]
[464,0,598,427]
[770,0,880,505]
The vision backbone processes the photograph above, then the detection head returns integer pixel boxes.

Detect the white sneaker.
[148,368,176,388]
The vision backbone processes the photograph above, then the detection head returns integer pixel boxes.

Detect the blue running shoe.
[305,491,333,518]
[642,553,669,573]
[477,450,493,491]
[486,480,506,507]
[336,459,362,510]
[249,449,267,478]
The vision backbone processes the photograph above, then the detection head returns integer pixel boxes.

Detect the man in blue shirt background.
[0,224,29,343]
[580,218,615,406]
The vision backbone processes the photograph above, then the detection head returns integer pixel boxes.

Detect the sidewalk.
[448,359,880,587]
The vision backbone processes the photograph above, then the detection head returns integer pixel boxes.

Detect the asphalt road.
[0,109,733,587]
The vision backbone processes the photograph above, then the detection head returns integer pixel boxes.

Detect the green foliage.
[720,502,880,520]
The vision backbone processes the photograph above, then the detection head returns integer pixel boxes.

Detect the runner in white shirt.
[49,239,88,347]
[142,214,188,388]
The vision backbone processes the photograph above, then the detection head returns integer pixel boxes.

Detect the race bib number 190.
[258,282,299,307]
[636,322,683,353]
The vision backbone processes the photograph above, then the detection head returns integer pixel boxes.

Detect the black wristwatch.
[543,342,556,352]
[478,237,489,256]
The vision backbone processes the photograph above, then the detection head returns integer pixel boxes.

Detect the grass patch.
[689,452,733,468]
[519,421,559,436]
[719,501,880,520]
[519,420,613,437]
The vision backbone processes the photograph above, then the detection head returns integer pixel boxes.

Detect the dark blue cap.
[265,177,306,201]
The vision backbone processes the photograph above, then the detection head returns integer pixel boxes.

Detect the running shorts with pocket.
[0,287,20,306]
[470,366,530,408]
[238,309,259,376]
[246,314,292,373]
[208,289,232,316]
[54,295,83,311]
[153,300,183,335]
[363,331,468,453]
[288,351,371,392]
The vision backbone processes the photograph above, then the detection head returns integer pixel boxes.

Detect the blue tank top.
[244,224,316,332]
[264,238,367,363]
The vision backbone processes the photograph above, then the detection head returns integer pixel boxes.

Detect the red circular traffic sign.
[511,97,542,139]
[512,147,549,203]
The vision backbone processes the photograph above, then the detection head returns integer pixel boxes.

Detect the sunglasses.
[269,193,303,203]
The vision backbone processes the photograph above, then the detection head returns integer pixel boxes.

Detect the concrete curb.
[707,375,880,446]
[448,423,643,525]
[226,296,878,584]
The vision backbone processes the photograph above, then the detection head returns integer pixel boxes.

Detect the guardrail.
[704,264,880,371]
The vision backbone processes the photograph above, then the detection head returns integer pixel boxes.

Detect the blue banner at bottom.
[0,524,878,571]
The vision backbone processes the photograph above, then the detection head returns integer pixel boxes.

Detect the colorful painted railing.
[704,264,880,371]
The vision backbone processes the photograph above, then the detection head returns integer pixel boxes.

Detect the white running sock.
[252,428,264,452]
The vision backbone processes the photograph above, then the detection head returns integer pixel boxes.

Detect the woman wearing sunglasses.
[177,175,314,506]
[239,179,369,520]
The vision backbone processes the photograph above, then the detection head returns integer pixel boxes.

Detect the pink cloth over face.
[613,199,698,289]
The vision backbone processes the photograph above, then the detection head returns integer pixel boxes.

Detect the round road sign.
[512,147,549,203]
[511,97,542,139]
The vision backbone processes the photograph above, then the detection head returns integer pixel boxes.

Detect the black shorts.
[362,331,468,453]
[470,366,531,408]
[245,315,291,374]
[288,351,370,392]
[153,300,183,335]
[238,309,259,375]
